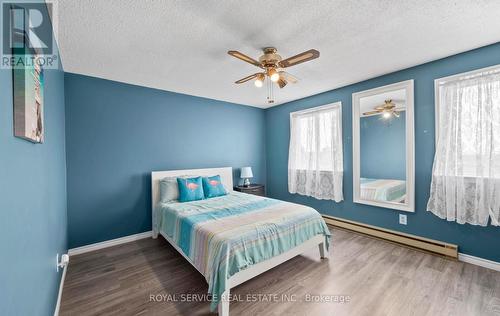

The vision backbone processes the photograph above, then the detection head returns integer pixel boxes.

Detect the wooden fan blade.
[277,78,287,89]
[278,49,320,68]
[391,99,406,103]
[228,51,262,68]
[376,104,395,110]
[363,110,381,116]
[235,73,261,84]
[279,71,298,84]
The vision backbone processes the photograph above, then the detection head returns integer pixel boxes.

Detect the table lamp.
[240,167,253,187]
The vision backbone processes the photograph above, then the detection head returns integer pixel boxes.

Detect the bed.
[360,178,406,202]
[151,167,330,316]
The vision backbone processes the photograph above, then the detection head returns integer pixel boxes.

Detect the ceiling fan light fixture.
[228,47,320,103]
[268,68,280,82]
[254,73,264,87]
[382,111,392,119]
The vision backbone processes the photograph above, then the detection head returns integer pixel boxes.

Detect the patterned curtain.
[427,68,500,226]
[288,104,343,202]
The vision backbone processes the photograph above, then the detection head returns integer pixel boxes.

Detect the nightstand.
[234,184,265,197]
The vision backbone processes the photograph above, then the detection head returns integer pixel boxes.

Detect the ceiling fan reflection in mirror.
[228,47,320,104]
[363,99,406,119]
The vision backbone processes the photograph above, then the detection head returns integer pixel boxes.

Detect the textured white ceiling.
[54,0,500,108]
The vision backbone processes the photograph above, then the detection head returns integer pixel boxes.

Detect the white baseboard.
[68,231,152,256]
[53,263,67,316]
[458,253,500,272]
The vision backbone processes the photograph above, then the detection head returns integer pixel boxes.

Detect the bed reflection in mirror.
[359,89,407,204]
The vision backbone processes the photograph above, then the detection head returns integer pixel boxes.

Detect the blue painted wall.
[65,74,266,248]
[360,112,406,180]
[0,8,67,316]
[265,42,500,262]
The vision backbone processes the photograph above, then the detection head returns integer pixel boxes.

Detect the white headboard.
[151,167,233,237]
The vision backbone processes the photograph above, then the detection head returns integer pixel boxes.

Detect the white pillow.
[159,175,195,203]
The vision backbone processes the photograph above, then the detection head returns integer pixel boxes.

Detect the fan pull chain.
[272,80,275,103]
[266,77,269,102]
[267,77,270,103]
[267,77,275,104]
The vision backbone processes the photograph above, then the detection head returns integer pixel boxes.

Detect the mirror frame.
[352,80,415,212]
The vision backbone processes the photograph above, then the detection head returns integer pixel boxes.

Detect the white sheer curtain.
[288,103,343,202]
[427,68,500,226]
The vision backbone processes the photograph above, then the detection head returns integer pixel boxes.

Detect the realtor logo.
[1,1,58,69]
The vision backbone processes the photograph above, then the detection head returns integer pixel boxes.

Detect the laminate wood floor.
[60,228,500,316]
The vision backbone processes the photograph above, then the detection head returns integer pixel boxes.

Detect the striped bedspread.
[360,178,406,202]
[157,191,331,310]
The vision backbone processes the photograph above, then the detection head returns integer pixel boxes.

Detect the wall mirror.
[352,80,415,212]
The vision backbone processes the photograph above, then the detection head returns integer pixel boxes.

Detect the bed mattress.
[156,191,330,310]
[360,178,406,202]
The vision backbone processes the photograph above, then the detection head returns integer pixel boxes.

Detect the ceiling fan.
[363,99,406,118]
[228,47,320,104]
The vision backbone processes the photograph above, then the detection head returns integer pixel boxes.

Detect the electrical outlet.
[399,214,407,225]
[56,253,70,272]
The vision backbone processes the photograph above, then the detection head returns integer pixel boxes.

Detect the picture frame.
[11,19,45,144]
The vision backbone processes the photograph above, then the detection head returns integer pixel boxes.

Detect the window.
[427,65,500,226]
[288,102,343,202]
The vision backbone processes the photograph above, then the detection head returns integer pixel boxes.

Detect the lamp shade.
[240,167,253,179]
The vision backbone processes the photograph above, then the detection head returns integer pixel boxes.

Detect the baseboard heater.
[322,215,458,259]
